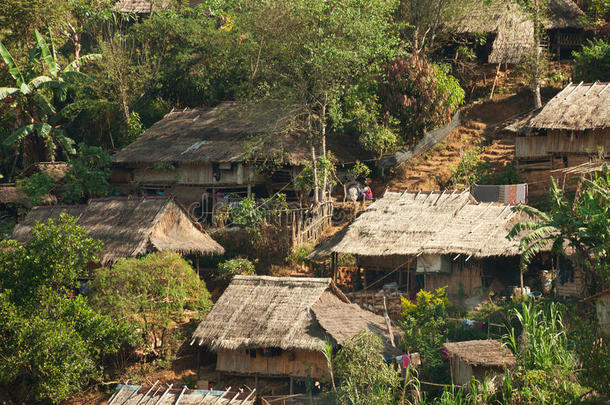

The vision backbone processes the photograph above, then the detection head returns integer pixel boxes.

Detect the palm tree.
[508,172,610,292]
[0,29,100,165]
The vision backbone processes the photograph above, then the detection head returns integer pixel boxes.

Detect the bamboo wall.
[424,259,483,300]
[216,349,328,379]
[450,356,504,386]
[516,128,610,159]
[556,269,585,297]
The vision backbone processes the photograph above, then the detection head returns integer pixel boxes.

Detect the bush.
[15,172,54,205]
[333,331,401,405]
[216,258,256,280]
[573,39,610,82]
[450,147,491,186]
[88,252,212,358]
[62,143,112,204]
[0,215,134,403]
[400,287,450,382]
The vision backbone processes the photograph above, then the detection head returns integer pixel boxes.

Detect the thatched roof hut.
[20,162,69,182]
[0,185,30,206]
[331,191,521,259]
[115,0,154,13]
[447,0,584,63]
[108,384,256,405]
[528,82,610,131]
[11,196,224,265]
[443,339,516,385]
[114,102,310,166]
[114,102,370,168]
[192,275,400,354]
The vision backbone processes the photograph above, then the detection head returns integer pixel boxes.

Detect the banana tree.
[0,29,101,164]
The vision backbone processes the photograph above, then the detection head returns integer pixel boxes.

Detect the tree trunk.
[312,145,319,206]
[532,0,543,109]
[320,95,328,203]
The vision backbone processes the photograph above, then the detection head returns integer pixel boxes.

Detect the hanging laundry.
[402,354,411,368]
[462,319,477,329]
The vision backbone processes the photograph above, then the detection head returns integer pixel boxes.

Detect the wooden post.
[289,376,293,395]
[196,346,201,378]
[196,254,200,277]
[255,373,259,391]
[490,63,501,100]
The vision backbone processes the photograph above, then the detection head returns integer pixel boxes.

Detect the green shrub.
[333,330,400,405]
[0,215,134,403]
[450,147,491,186]
[216,258,256,280]
[287,246,313,266]
[88,252,212,358]
[573,39,610,82]
[400,287,450,382]
[16,172,54,205]
[62,143,112,204]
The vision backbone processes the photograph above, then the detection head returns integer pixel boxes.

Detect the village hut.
[443,340,516,386]
[516,82,610,196]
[446,0,585,64]
[107,384,257,405]
[111,102,370,215]
[0,184,31,207]
[583,288,610,335]
[11,196,224,265]
[323,190,526,302]
[191,276,401,381]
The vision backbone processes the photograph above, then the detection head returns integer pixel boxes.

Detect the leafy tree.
[381,54,464,145]
[400,287,450,381]
[333,330,401,405]
[0,29,100,165]
[237,0,401,202]
[0,214,134,404]
[62,142,112,203]
[0,213,101,308]
[573,39,610,82]
[87,252,213,357]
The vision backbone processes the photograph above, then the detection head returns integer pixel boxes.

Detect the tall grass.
[504,302,576,371]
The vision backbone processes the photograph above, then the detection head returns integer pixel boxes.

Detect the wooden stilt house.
[315,190,531,304]
[517,82,610,197]
[191,276,401,380]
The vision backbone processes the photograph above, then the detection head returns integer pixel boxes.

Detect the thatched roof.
[191,276,400,354]
[443,339,516,367]
[114,102,371,167]
[108,384,256,405]
[448,0,584,64]
[331,190,522,258]
[20,162,69,182]
[0,185,30,206]
[115,0,153,13]
[11,196,224,264]
[528,82,610,130]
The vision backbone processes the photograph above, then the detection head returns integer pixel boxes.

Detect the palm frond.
[63,54,102,73]
[28,75,54,90]
[0,41,24,85]
[54,130,76,155]
[34,30,59,77]
[3,125,36,146]
[519,226,558,248]
[512,204,550,221]
[508,221,546,240]
[31,92,56,116]
[0,87,20,100]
